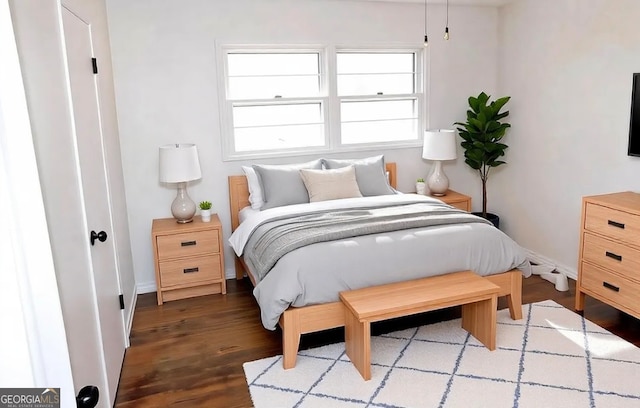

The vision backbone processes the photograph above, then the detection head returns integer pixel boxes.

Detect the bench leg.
[506,271,523,320]
[461,295,497,350]
[345,309,371,380]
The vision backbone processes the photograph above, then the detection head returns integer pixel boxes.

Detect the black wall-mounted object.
[628,73,640,157]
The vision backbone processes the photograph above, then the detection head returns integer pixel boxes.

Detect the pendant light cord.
[423,0,428,46]
[446,0,449,27]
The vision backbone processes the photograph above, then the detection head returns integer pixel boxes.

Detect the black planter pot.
[472,212,500,229]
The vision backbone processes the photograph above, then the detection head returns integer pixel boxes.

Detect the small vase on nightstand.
[416,179,426,195]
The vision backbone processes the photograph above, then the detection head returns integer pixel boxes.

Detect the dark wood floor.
[114,275,640,407]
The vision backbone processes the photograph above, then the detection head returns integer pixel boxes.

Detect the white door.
[62,7,126,405]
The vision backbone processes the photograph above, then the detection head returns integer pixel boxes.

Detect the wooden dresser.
[575,192,640,319]
[152,215,226,305]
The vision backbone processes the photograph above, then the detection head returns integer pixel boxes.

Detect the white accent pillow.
[242,166,264,210]
[299,165,363,203]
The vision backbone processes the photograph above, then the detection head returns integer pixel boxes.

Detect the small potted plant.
[415,178,426,195]
[199,200,212,222]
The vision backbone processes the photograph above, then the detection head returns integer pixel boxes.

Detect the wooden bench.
[339,270,500,380]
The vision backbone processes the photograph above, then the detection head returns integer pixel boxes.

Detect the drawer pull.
[183,267,199,274]
[607,220,625,229]
[605,251,622,262]
[602,281,620,292]
[181,241,197,247]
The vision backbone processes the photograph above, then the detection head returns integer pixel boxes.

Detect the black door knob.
[76,385,99,408]
[90,230,107,246]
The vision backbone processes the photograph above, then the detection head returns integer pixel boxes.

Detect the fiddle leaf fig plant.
[454,92,511,218]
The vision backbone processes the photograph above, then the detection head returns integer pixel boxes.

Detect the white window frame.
[334,47,424,150]
[216,43,425,161]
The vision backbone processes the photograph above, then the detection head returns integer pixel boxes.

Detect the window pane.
[229,76,320,99]
[337,53,415,74]
[337,52,416,96]
[234,103,322,128]
[228,53,320,99]
[228,53,319,76]
[234,124,325,152]
[341,119,419,144]
[341,100,417,122]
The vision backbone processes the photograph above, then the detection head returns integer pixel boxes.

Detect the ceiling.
[359,0,517,6]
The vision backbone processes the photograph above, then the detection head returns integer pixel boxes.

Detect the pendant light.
[444,0,450,40]
[423,0,428,47]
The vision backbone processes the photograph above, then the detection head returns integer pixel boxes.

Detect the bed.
[228,160,530,369]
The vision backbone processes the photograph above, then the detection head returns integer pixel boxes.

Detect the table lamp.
[159,143,202,223]
[422,129,457,196]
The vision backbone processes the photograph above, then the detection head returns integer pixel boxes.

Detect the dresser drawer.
[159,254,222,287]
[581,262,640,314]
[582,233,640,281]
[584,203,640,247]
[156,229,219,260]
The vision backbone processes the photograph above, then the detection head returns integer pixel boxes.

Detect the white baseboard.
[136,281,157,294]
[525,249,578,280]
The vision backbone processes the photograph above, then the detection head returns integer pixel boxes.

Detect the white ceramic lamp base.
[427,161,449,196]
[171,182,196,223]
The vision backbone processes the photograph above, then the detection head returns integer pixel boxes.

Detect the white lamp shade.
[159,143,202,183]
[422,129,458,161]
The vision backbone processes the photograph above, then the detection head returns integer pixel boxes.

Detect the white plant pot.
[200,209,211,222]
[416,182,426,195]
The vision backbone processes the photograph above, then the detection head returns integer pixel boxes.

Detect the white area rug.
[243,300,640,407]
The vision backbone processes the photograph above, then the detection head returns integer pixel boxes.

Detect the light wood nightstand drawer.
[581,262,640,314]
[584,203,640,247]
[448,201,469,211]
[156,229,219,260]
[159,254,222,287]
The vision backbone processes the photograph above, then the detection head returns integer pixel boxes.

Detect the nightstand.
[152,214,226,305]
[431,189,472,212]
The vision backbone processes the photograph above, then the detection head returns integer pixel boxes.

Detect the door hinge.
[91,57,98,74]
[119,294,124,310]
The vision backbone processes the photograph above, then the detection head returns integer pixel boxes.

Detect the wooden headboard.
[228,162,397,232]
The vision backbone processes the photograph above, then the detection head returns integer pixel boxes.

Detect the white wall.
[106,0,499,290]
[497,0,640,277]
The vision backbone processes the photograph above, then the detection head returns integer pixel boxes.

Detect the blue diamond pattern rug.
[243,300,640,407]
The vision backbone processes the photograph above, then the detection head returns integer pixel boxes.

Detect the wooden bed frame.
[228,163,523,369]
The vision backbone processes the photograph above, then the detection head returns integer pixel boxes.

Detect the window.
[219,46,423,159]
[337,51,420,146]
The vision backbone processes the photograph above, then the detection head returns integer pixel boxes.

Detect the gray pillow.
[323,155,395,196]
[253,159,323,210]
